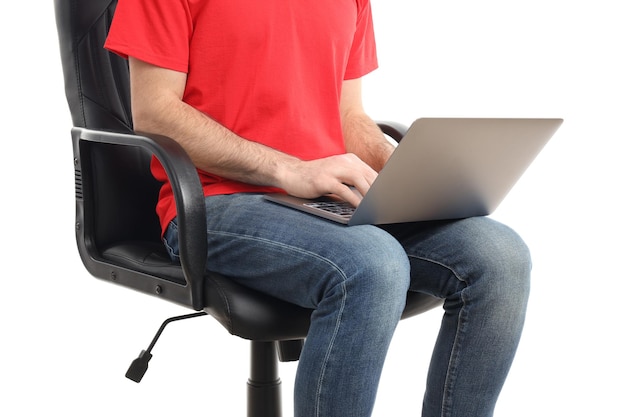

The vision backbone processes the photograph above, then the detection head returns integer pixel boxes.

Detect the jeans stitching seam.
[315,279,347,417]
[441,288,469,417]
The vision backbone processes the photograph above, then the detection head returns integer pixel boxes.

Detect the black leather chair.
[54,1,443,416]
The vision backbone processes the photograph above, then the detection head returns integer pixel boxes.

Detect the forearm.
[131,84,298,189]
[135,101,373,204]
[342,111,396,172]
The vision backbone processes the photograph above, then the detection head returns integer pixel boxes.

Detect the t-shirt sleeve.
[344,0,379,80]
[104,0,192,73]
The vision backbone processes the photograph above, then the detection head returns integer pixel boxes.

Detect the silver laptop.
[264,118,562,226]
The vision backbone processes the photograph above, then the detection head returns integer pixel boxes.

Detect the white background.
[2,1,624,415]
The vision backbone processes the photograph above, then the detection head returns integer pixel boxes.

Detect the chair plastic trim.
[72,127,208,310]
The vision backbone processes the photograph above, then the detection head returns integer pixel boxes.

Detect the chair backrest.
[56,0,131,131]
[55,0,162,249]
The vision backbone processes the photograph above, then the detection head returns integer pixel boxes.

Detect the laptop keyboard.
[304,201,355,219]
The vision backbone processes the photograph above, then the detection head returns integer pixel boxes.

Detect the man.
[105,1,531,416]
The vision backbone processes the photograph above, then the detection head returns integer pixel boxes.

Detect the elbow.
[130,91,185,137]
[131,99,167,136]
[130,93,157,133]
[131,109,153,135]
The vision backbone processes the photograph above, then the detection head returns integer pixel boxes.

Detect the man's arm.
[340,78,396,172]
[129,57,296,189]
[129,57,375,206]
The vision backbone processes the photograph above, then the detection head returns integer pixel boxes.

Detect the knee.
[491,222,531,287]
[466,218,532,307]
[339,227,411,311]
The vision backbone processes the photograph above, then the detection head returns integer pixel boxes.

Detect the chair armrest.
[72,127,207,310]
[376,120,409,143]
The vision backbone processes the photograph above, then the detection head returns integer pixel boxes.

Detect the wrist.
[272,154,302,190]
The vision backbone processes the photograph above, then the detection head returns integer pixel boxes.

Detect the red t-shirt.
[105,0,378,233]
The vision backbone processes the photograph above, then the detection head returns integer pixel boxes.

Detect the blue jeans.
[163,193,531,417]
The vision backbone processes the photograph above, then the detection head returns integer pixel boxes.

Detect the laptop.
[264,118,563,226]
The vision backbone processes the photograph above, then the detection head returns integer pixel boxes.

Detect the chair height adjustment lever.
[125,312,208,383]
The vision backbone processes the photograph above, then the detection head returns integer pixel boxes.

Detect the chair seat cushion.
[103,241,186,283]
[102,241,313,340]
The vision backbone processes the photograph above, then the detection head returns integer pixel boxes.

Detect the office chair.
[54,1,444,416]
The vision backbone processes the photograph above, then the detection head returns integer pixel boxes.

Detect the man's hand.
[277,153,377,207]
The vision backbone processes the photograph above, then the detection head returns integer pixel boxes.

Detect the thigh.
[380,216,531,298]
[198,194,410,308]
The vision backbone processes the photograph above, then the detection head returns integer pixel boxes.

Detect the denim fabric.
[163,193,531,417]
